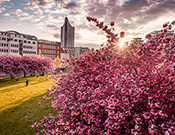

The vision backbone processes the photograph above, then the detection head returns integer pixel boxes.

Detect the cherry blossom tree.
[0,55,55,78]
[32,18,175,134]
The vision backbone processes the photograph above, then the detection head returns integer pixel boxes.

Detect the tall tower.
[61,17,75,48]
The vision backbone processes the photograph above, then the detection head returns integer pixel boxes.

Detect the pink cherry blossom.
[32,17,175,135]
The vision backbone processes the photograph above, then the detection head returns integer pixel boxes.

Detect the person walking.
[26,79,29,86]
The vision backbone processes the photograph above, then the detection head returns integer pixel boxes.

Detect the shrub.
[33,18,175,134]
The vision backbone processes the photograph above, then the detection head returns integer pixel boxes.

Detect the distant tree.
[0,55,55,78]
[0,55,14,78]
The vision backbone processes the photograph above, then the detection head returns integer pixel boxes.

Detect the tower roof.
[63,17,73,27]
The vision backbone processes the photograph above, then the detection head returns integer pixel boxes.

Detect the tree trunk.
[24,72,26,78]
[41,72,44,76]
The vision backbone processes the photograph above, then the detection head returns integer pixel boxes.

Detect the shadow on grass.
[0,78,25,88]
[0,79,49,94]
[0,92,60,135]
[0,76,48,89]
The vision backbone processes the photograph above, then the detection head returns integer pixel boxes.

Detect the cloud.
[25,0,56,10]
[0,0,10,4]
[0,7,6,13]
[10,9,29,17]
[1,0,175,49]
[63,1,80,9]
[47,24,60,30]
[52,33,59,39]
[31,17,43,23]
[19,15,34,21]
[69,11,81,16]
[75,32,82,39]
[3,13,10,16]
[34,21,46,29]
[83,0,175,33]
[33,8,43,15]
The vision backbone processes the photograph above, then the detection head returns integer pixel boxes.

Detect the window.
[13,50,18,53]
[11,44,19,48]
[32,42,36,44]
[39,44,41,47]
[24,40,27,43]
[23,51,36,54]
[28,41,31,44]
[4,49,8,52]
[14,39,17,42]
[23,46,32,49]
[7,38,11,42]
[3,43,8,47]
[2,38,6,41]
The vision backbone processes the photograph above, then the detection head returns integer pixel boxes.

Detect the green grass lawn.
[0,75,59,135]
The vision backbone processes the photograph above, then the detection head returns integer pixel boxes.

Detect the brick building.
[37,39,61,59]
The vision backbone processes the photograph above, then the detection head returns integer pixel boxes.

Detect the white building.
[65,47,90,58]
[0,30,37,55]
[130,38,144,45]
[150,30,174,38]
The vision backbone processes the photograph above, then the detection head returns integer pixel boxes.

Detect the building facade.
[150,30,174,38]
[60,48,69,60]
[61,17,75,48]
[37,39,61,59]
[0,30,37,55]
[60,17,90,58]
[66,47,90,58]
[130,38,144,45]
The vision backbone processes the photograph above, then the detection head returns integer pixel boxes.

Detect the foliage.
[0,55,55,77]
[33,18,175,134]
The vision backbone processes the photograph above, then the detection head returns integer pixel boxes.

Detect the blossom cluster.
[32,18,175,134]
[0,54,55,77]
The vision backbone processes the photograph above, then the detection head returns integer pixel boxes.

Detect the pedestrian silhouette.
[26,79,29,86]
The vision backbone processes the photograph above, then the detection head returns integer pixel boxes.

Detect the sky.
[0,0,175,49]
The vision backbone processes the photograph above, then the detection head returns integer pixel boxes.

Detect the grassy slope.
[0,76,58,135]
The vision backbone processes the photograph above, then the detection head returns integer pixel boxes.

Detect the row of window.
[11,44,19,48]
[11,50,18,53]
[24,40,36,44]
[0,49,8,52]
[44,55,56,59]
[0,43,8,47]
[23,51,36,54]
[1,33,19,37]
[42,50,56,54]
[0,43,36,49]
[23,46,33,49]
[0,38,36,44]
[39,44,56,49]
